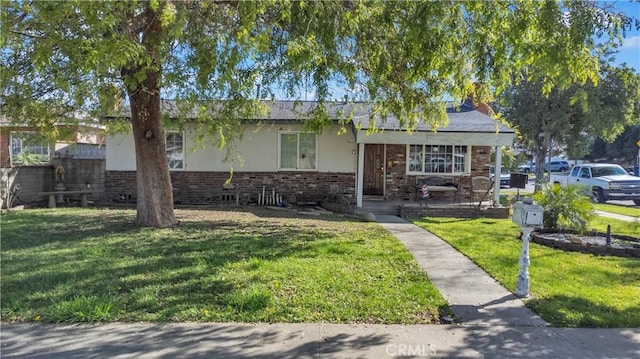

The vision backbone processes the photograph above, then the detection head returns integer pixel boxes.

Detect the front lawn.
[589,216,640,237]
[412,217,640,328]
[593,203,640,218]
[1,208,449,324]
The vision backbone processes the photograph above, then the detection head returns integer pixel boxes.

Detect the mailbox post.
[512,197,544,298]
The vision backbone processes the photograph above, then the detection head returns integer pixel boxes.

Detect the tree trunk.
[123,3,177,228]
[533,133,549,193]
[129,85,178,228]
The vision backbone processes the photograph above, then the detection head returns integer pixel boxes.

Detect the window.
[579,167,590,178]
[10,132,50,166]
[407,144,468,174]
[279,132,317,170]
[570,166,580,177]
[166,131,184,170]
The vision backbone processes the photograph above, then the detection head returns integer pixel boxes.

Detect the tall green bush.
[532,184,594,232]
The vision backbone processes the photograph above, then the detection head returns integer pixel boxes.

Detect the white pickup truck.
[549,164,640,205]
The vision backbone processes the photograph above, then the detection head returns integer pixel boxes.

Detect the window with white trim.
[279,132,317,170]
[165,131,184,170]
[10,132,50,166]
[407,145,468,174]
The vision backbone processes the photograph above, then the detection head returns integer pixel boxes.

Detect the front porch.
[357,196,510,219]
[352,101,517,211]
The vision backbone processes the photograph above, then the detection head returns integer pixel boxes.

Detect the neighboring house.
[105,100,515,208]
[0,118,106,208]
[0,120,106,167]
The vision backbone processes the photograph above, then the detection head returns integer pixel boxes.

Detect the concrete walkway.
[2,215,639,358]
[374,215,547,327]
[595,210,638,222]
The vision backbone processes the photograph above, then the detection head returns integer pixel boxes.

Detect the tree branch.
[8,29,45,39]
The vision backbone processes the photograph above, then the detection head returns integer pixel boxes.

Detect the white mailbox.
[512,199,543,227]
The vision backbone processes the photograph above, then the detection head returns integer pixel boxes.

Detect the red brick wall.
[382,145,493,201]
[1,128,12,167]
[400,205,509,219]
[470,146,492,176]
[384,144,411,200]
[105,171,356,205]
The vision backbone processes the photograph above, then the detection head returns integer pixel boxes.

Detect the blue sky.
[606,1,640,72]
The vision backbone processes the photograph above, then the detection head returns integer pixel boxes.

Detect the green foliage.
[588,125,640,164]
[49,295,119,323]
[491,147,521,172]
[11,150,49,166]
[532,184,595,232]
[2,1,635,134]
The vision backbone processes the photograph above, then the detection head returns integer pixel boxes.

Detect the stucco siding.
[106,132,136,170]
[106,124,357,173]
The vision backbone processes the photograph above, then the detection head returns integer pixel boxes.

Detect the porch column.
[494,146,503,206]
[356,142,365,208]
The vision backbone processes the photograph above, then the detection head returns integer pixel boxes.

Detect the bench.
[38,190,93,208]
[415,176,459,205]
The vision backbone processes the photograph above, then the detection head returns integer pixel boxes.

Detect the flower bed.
[531,229,640,258]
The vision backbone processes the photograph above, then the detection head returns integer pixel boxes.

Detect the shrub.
[532,184,594,232]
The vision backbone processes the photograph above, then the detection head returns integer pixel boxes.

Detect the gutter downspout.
[356,142,364,208]
[494,146,502,206]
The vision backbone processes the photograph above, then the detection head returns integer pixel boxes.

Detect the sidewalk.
[594,210,638,222]
[2,216,639,358]
[3,322,639,358]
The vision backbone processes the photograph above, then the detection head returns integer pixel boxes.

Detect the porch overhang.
[354,130,515,147]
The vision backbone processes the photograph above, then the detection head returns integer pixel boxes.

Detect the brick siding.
[399,205,509,219]
[105,171,356,205]
[383,145,493,201]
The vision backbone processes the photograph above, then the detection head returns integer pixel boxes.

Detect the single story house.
[105,100,515,209]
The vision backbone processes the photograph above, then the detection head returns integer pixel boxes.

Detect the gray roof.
[1,110,104,129]
[351,102,513,134]
[263,100,514,134]
[114,100,514,134]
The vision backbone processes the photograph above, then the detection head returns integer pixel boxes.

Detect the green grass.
[412,217,640,328]
[594,203,640,218]
[589,216,640,237]
[1,208,450,324]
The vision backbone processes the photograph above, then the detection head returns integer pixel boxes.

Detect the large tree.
[500,63,640,188]
[2,1,633,227]
[587,125,640,165]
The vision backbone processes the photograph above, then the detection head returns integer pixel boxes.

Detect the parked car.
[519,160,570,173]
[549,163,640,205]
[518,162,535,174]
[544,160,570,172]
[489,166,511,187]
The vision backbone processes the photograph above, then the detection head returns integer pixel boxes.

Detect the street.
[502,179,640,208]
